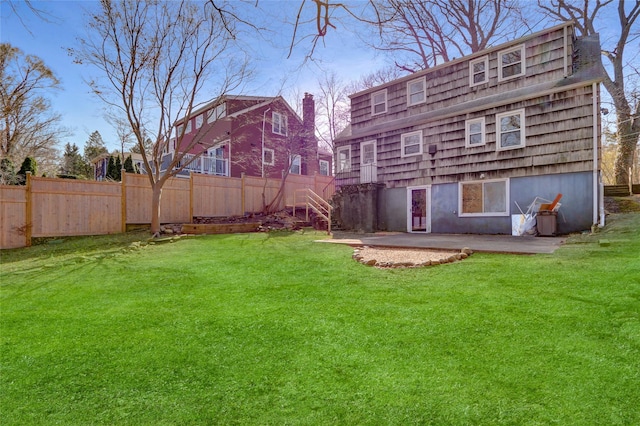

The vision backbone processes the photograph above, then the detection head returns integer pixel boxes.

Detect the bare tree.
[315,71,351,152]
[537,0,640,185]
[0,43,65,176]
[73,0,251,235]
[369,0,523,72]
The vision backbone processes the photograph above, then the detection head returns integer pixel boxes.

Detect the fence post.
[25,172,32,247]
[189,172,194,224]
[121,170,127,233]
[241,172,246,215]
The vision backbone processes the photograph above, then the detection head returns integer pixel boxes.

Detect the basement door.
[407,186,431,233]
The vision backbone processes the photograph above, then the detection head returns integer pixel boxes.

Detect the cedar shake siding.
[334,23,605,235]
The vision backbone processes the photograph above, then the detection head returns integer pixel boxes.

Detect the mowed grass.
[1,216,639,425]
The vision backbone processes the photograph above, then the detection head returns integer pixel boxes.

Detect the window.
[290,155,301,174]
[371,89,387,115]
[272,112,287,135]
[185,120,192,134]
[469,56,488,86]
[465,118,486,148]
[401,130,423,157]
[319,159,329,176]
[195,114,203,129]
[496,109,525,150]
[459,179,509,216]
[207,102,226,123]
[263,148,274,166]
[337,146,351,172]
[499,44,525,81]
[407,77,426,106]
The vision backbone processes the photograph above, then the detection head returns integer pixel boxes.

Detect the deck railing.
[179,153,228,176]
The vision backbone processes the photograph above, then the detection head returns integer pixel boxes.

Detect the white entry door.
[360,140,377,183]
[407,186,431,233]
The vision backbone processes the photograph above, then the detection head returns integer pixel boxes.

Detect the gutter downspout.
[592,82,605,228]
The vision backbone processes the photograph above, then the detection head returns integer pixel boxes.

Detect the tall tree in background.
[73,0,251,235]
[370,0,523,72]
[83,130,108,164]
[0,43,65,176]
[61,142,90,178]
[315,66,406,152]
[537,0,640,185]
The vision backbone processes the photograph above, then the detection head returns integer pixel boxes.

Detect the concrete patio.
[322,231,567,255]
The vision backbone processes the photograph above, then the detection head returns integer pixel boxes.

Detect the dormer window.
[407,77,426,106]
[469,56,489,86]
[371,89,387,115]
[498,44,526,81]
[272,112,287,135]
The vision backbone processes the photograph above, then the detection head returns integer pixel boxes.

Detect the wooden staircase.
[293,188,333,234]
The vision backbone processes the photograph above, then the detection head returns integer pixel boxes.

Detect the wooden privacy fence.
[0,172,334,249]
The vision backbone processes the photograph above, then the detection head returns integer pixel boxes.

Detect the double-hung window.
[371,89,387,115]
[465,117,486,148]
[498,44,525,81]
[459,179,509,216]
[407,77,426,106]
[496,109,525,150]
[272,112,287,135]
[337,146,351,172]
[401,130,423,157]
[469,56,489,86]
[290,154,301,174]
[263,148,274,166]
[319,160,329,176]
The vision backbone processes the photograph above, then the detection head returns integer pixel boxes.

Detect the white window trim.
[319,159,330,176]
[185,120,192,134]
[336,146,351,172]
[469,56,489,87]
[401,130,423,158]
[407,77,426,106]
[371,89,388,116]
[496,109,526,151]
[498,44,526,81]
[458,178,510,217]
[465,117,486,148]
[263,148,274,166]
[272,111,287,136]
[195,114,203,129]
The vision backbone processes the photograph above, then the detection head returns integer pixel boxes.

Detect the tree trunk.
[151,183,163,236]
[613,119,638,185]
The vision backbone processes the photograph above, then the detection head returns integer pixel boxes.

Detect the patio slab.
[321,231,567,255]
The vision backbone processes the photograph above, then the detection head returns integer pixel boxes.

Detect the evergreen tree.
[106,156,117,180]
[84,131,108,163]
[123,155,135,173]
[0,157,18,185]
[115,156,122,181]
[17,156,37,185]
[61,143,90,178]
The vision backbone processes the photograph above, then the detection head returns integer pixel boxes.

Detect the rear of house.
[334,23,605,235]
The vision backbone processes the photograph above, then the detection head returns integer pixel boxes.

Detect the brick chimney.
[303,93,315,136]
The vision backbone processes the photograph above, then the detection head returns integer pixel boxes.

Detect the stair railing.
[293,188,333,235]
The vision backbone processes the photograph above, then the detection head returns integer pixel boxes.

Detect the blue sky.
[0,1,633,153]
[0,0,386,152]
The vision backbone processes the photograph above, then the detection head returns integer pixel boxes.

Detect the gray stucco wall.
[377,187,406,231]
[375,171,595,235]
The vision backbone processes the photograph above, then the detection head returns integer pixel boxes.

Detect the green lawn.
[1,215,639,425]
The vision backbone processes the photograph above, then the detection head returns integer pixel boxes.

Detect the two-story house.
[333,22,605,235]
[163,94,332,179]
